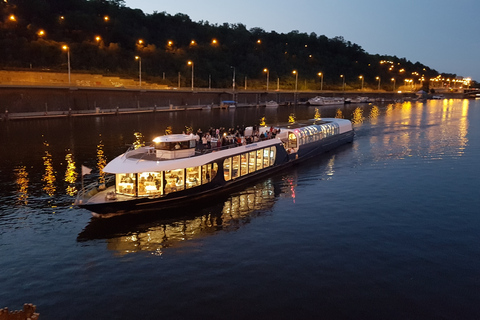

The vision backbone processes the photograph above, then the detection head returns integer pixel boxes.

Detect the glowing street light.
[135,56,142,87]
[340,74,345,91]
[376,76,381,90]
[95,35,101,43]
[188,60,194,90]
[230,66,236,91]
[62,45,71,85]
[391,78,396,92]
[263,68,269,91]
[318,72,323,91]
[37,29,46,37]
[9,14,16,22]
[359,75,364,90]
[293,70,298,92]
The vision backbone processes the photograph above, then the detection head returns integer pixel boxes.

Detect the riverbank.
[0,83,465,122]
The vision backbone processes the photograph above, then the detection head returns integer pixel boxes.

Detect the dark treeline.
[0,0,459,89]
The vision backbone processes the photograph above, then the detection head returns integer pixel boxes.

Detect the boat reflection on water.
[77,177,285,255]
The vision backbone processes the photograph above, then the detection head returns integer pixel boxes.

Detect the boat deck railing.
[76,175,115,204]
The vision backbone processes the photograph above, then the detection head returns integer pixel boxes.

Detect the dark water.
[1,100,479,319]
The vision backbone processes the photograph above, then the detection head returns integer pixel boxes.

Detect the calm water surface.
[1,100,479,319]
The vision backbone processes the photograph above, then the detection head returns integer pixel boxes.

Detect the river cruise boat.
[76,118,354,216]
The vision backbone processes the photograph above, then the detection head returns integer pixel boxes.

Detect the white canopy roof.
[103,139,280,174]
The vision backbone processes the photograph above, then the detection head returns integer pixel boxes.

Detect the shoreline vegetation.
[1,0,471,94]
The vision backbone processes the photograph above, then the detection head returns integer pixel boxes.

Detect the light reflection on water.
[78,179,280,256]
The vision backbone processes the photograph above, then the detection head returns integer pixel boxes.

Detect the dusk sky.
[124,0,480,81]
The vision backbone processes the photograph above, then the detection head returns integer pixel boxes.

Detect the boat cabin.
[152,134,196,159]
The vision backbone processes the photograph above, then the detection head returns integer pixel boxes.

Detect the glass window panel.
[223,158,232,181]
[256,149,263,170]
[270,146,276,165]
[249,151,256,173]
[186,166,201,189]
[164,169,184,194]
[240,153,248,176]
[263,148,270,167]
[232,155,240,179]
[116,173,136,196]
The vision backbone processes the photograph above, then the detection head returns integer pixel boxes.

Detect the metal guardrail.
[75,175,115,204]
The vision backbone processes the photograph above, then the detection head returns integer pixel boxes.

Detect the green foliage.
[0,0,447,88]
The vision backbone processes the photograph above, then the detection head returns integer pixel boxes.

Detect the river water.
[1,99,479,319]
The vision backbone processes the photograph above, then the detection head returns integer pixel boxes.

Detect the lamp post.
[293,70,298,92]
[340,74,345,91]
[359,75,364,90]
[318,72,323,91]
[263,68,269,91]
[62,45,71,85]
[391,78,396,92]
[376,76,381,90]
[187,60,194,90]
[135,56,142,87]
[230,66,236,91]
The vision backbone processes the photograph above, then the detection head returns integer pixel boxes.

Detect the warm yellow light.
[292,70,297,74]
[62,45,68,51]
[187,60,193,66]
[318,72,322,76]
[37,29,45,37]
[211,39,218,45]
[9,14,16,21]
[263,68,268,73]
[59,16,65,20]
[190,40,196,45]
[95,35,101,42]
[376,76,380,80]
[135,56,140,60]
[104,15,110,21]
[257,39,261,44]
[168,40,173,46]
[138,39,144,45]
[359,75,363,79]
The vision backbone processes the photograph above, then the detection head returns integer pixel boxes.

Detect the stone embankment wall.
[1,70,455,115]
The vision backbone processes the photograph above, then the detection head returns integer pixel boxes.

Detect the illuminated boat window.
[116,173,136,195]
[256,149,263,170]
[165,169,185,194]
[138,171,163,196]
[224,157,232,181]
[249,151,256,173]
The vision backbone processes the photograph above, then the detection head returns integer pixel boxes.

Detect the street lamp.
[391,78,396,92]
[340,74,345,91]
[293,70,298,92]
[62,45,71,85]
[187,60,194,90]
[318,72,323,91]
[263,68,269,91]
[376,76,381,90]
[230,66,236,91]
[359,75,364,90]
[135,56,142,87]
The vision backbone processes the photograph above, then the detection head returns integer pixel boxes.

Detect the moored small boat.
[307,96,345,106]
[265,101,279,108]
[76,118,354,216]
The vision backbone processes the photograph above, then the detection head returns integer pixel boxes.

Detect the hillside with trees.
[0,0,460,90]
